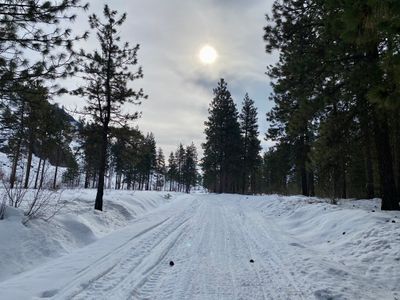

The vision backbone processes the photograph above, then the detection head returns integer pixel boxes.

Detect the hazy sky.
[62,0,276,156]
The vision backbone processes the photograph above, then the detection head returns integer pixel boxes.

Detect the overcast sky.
[62,0,276,156]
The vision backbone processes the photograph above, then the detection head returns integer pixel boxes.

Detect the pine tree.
[175,144,185,192]
[182,143,198,193]
[202,79,242,193]
[155,148,166,191]
[239,93,261,194]
[264,0,322,197]
[0,0,88,98]
[74,5,146,210]
[167,152,178,191]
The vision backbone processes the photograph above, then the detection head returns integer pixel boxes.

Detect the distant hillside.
[54,105,81,129]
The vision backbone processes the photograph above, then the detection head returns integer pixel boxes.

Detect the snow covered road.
[0,193,398,299]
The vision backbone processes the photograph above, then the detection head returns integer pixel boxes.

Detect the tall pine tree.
[74,5,146,210]
[239,93,261,194]
[202,79,242,193]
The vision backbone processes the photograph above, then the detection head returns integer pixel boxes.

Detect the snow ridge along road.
[0,193,397,299]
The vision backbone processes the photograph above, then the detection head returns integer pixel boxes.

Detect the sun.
[199,45,218,64]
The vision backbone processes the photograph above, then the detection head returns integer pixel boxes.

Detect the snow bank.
[0,190,177,282]
[248,195,400,294]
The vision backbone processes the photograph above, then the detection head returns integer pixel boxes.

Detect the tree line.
[263,0,400,210]
[64,124,199,193]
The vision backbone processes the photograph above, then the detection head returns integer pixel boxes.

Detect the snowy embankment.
[0,193,399,299]
[249,196,400,297]
[0,190,177,282]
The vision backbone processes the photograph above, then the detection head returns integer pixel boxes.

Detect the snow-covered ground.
[0,190,176,282]
[0,192,399,299]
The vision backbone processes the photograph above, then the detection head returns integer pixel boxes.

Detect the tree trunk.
[241,170,247,194]
[77,173,81,187]
[250,170,256,194]
[299,135,309,196]
[394,113,400,196]
[242,130,249,194]
[34,157,42,189]
[372,111,399,210]
[92,174,96,188]
[95,127,108,211]
[53,150,59,189]
[53,165,58,189]
[10,103,25,189]
[39,159,46,189]
[364,144,375,199]
[341,158,347,199]
[361,109,375,199]
[24,139,33,188]
[84,169,90,189]
[333,164,340,199]
[300,164,308,196]
[9,139,22,189]
[308,171,315,197]
[107,169,112,189]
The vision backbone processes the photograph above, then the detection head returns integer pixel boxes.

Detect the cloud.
[59,0,276,156]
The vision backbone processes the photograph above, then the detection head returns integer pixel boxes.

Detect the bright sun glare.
[199,45,218,64]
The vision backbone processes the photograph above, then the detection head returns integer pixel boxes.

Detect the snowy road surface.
[0,193,398,299]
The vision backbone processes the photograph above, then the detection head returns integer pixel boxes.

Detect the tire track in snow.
[130,196,241,299]
[131,199,218,300]
[136,196,274,300]
[225,205,270,300]
[48,216,174,300]
[71,218,190,300]
[171,200,216,299]
[220,205,239,299]
[129,201,203,299]
[177,198,240,299]
[235,201,309,299]
[182,201,238,299]
[54,199,198,300]
[75,216,172,275]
